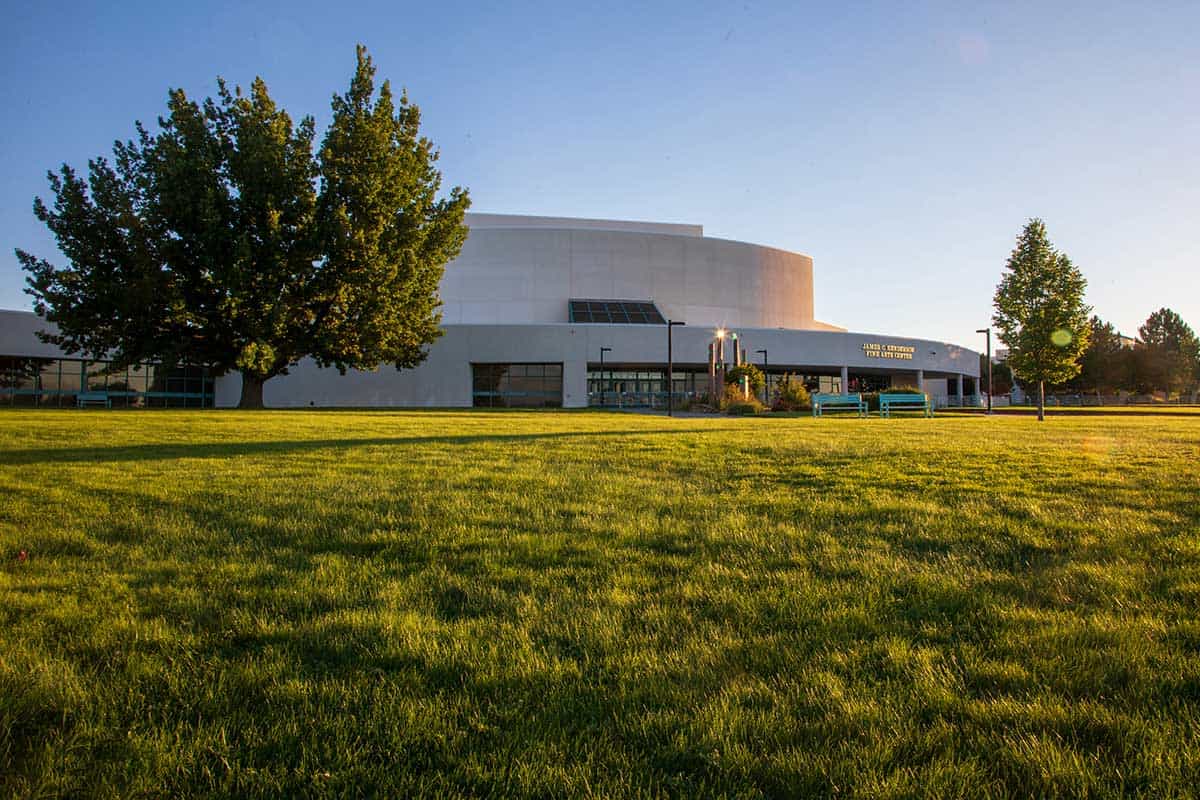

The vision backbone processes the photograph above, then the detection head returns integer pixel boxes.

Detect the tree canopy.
[992,219,1091,420]
[1136,308,1200,398]
[1071,316,1129,394]
[980,353,1014,397]
[1029,309,1200,400]
[17,46,470,408]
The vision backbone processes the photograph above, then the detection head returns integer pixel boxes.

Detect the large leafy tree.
[1070,315,1131,395]
[992,219,1091,420]
[17,46,469,408]
[1136,308,1200,399]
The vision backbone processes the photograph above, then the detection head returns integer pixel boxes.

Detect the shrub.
[720,382,746,407]
[773,374,811,411]
[725,364,765,397]
[721,382,764,414]
[725,399,765,415]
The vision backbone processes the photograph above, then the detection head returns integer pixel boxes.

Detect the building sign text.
[862,343,915,360]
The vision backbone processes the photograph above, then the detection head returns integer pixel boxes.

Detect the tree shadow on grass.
[0,427,745,467]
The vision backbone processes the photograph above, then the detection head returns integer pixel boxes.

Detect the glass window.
[1,356,46,406]
[0,355,214,409]
[586,367,702,408]
[38,361,60,391]
[60,361,83,401]
[569,299,666,324]
[472,363,562,408]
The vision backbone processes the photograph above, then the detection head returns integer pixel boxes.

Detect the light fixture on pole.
[975,328,992,414]
[599,347,612,407]
[667,320,686,416]
[755,348,768,404]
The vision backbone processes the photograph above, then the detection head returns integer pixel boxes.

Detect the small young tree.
[992,219,1091,421]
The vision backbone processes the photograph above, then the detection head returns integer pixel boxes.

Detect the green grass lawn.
[962,405,1200,416]
[2,410,1199,798]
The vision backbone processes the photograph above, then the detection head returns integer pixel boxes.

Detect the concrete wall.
[441,221,817,331]
[0,310,68,358]
[0,310,980,410]
[466,213,703,238]
[214,323,980,409]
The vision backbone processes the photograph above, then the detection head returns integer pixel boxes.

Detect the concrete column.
[840,365,848,392]
[956,374,963,404]
[917,369,925,392]
[563,357,588,408]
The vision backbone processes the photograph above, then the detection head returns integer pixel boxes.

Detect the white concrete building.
[0,213,981,409]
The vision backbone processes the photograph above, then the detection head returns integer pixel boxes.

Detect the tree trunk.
[238,372,265,409]
[1037,380,1045,422]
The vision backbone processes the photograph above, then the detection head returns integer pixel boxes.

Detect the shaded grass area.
[1,410,1199,798]
[947,405,1200,417]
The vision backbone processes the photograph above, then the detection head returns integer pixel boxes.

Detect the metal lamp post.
[976,328,992,414]
[598,347,612,407]
[755,348,768,404]
[667,320,685,416]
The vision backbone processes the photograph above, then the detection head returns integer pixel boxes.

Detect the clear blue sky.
[3,0,1197,346]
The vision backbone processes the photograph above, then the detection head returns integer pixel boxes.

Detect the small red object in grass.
[17,550,27,562]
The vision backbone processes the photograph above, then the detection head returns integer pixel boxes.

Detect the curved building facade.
[220,213,980,408]
[440,214,826,331]
[0,213,981,409]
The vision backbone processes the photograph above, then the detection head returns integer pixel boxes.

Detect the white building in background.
[218,213,979,408]
[0,213,981,409]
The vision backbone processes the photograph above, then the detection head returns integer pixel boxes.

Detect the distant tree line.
[1056,308,1200,399]
[988,307,1200,400]
[990,219,1198,406]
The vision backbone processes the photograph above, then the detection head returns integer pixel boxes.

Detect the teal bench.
[812,392,867,417]
[76,391,111,408]
[879,392,932,417]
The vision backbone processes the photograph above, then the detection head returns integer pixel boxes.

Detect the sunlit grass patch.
[1,409,1198,797]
